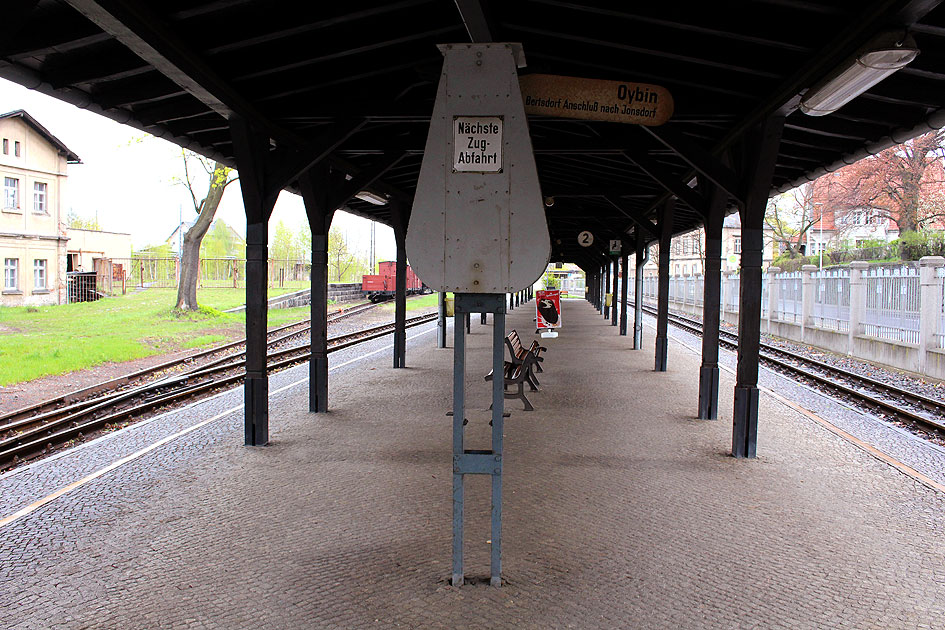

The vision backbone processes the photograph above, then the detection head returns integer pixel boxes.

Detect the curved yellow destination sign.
[520,74,673,126]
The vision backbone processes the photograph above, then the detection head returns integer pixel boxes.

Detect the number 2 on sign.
[578,230,594,247]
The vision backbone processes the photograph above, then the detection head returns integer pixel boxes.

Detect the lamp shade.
[800,34,918,117]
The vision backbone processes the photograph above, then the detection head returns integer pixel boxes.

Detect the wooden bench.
[483,329,548,411]
[506,330,546,388]
[485,361,534,411]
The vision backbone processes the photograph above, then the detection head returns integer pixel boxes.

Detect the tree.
[175,152,237,311]
[765,183,820,258]
[66,209,101,231]
[270,220,300,261]
[200,220,244,259]
[328,226,362,282]
[815,129,945,234]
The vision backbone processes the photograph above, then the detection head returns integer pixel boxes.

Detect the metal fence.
[863,265,920,344]
[98,258,312,294]
[812,268,850,332]
[775,272,802,323]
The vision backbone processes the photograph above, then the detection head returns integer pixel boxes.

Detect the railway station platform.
[2,299,945,629]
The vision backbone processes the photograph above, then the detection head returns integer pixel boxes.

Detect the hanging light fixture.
[354,191,388,205]
[800,31,918,117]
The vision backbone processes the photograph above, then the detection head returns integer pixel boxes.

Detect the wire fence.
[94,257,313,294]
[812,268,850,332]
[863,265,920,344]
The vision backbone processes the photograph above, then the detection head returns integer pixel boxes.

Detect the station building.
[0,110,80,306]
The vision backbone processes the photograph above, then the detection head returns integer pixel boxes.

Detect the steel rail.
[0,312,436,466]
[640,304,945,434]
[0,301,379,427]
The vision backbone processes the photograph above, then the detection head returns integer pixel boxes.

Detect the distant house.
[166,219,244,257]
[65,226,133,272]
[645,213,778,277]
[808,207,898,254]
[0,110,81,306]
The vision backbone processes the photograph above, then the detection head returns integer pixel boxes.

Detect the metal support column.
[733,116,784,458]
[509,292,514,311]
[515,291,520,307]
[655,199,675,371]
[634,234,646,349]
[438,292,447,348]
[698,185,726,420]
[619,249,629,335]
[481,312,487,325]
[230,116,280,446]
[451,293,507,587]
[300,164,336,414]
[611,259,618,327]
[603,260,611,319]
[392,203,408,368]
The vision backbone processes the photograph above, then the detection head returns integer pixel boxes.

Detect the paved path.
[2,300,943,629]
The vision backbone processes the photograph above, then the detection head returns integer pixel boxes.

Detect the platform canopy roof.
[4,0,945,265]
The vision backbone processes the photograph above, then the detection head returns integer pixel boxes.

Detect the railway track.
[640,305,945,436]
[0,306,433,468]
[0,300,379,428]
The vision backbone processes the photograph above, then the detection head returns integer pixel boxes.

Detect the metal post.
[733,115,784,459]
[698,186,725,419]
[655,199,674,372]
[438,291,447,348]
[634,233,645,349]
[245,222,269,445]
[451,304,466,586]
[451,294,507,587]
[392,203,408,368]
[611,259,618,327]
[490,309,505,586]
[300,164,335,414]
[230,116,280,447]
[465,312,471,334]
[604,260,611,320]
[481,312,487,325]
[619,249,629,335]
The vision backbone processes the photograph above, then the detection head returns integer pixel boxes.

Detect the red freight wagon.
[361,262,429,302]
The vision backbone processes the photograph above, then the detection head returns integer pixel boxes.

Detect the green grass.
[0,286,312,386]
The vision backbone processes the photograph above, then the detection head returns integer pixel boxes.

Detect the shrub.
[898,230,945,260]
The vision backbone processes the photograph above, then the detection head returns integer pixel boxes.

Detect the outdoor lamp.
[800,32,918,116]
[354,191,388,205]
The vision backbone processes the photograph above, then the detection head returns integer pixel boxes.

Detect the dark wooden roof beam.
[637,125,741,203]
[61,0,299,146]
[620,151,706,218]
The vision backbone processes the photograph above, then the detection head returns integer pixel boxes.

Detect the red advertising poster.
[536,290,562,329]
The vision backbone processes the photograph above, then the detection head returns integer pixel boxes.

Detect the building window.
[4,258,18,290]
[683,265,688,275]
[733,236,742,254]
[3,177,18,209]
[14,141,21,157]
[33,182,47,213]
[33,259,47,290]
[2,139,7,154]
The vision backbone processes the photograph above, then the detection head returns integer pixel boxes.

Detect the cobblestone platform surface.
[2,300,944,629]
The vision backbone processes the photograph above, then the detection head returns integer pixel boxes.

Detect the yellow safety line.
[0,326,437,530]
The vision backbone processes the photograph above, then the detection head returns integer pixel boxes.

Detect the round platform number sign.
[578,231,594,247]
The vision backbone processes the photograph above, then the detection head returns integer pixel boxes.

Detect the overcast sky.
[0,77,397,261]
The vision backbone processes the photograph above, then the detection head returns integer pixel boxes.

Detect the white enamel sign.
[453,116,503,172]
[578,231,594,247]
